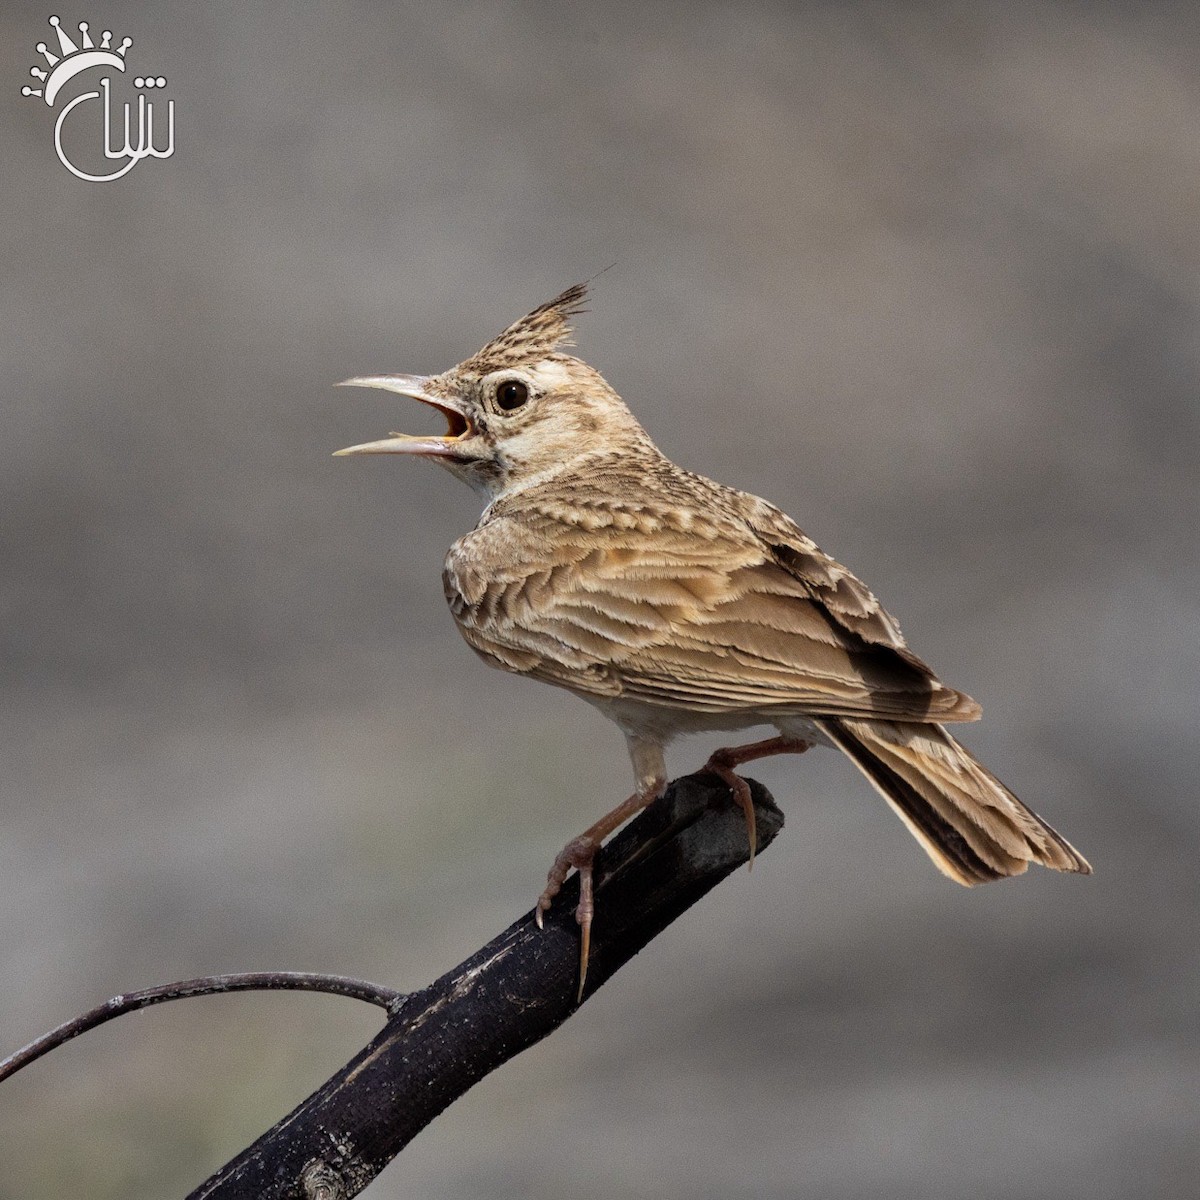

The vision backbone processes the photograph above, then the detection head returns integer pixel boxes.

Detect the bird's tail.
[815,716,1091,884]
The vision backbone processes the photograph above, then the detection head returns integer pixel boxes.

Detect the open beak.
[333,375,473,458]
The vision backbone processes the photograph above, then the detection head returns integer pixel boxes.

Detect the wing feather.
[444,492,978,724]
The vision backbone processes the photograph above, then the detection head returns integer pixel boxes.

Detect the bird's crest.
[459,283,589,374]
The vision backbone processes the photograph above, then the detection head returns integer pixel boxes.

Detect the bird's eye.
[495,379,529,411]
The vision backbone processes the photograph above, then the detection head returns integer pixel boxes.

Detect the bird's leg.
[703,735,811,869]
[536,734,666,1000]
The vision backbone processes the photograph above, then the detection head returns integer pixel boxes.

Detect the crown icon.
[21,15,131,106]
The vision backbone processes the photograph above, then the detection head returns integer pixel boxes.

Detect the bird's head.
[335,284,653,499]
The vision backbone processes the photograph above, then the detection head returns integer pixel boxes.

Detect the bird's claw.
[535,836,598,1002]
[703,757,757,870]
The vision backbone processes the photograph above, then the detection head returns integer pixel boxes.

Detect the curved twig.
[2,773,783,1200]
[0,972,405,1085]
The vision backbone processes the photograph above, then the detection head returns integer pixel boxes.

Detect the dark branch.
[0,973,404,1085]
[189,772,783,1200]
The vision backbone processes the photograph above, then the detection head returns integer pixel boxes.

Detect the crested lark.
[336,284,1090,991]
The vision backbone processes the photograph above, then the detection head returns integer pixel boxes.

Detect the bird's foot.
[703,754,758,870]
[536,834,598,1001]
[535,785,660,1002]
[703,735,812,870]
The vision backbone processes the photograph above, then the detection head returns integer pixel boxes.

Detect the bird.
[335,283,1090,994]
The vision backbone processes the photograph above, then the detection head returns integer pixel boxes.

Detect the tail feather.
[815,716,1091,885]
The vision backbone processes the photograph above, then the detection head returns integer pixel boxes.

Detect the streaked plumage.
[337,284,1090,990]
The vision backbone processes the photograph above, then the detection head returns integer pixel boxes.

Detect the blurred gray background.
[2,1,1197,1196]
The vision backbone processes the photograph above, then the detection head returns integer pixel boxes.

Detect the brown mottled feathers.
[443,452,980,724]
[817,716,1091,884]
[458,284,588,376]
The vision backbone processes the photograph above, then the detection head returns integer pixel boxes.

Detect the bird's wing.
[738,495,976,691]
[444,496,979,723]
